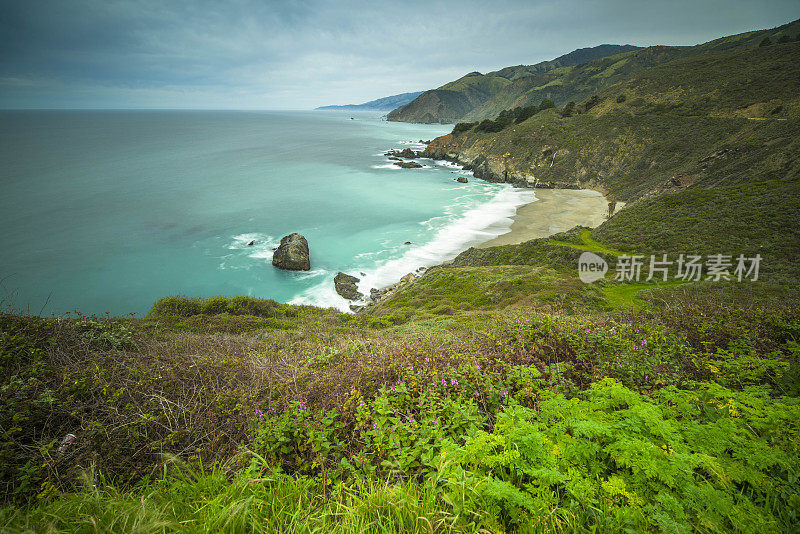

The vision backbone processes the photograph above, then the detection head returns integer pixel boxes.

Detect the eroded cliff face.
[422,131,588,192]
[421,102,800,204]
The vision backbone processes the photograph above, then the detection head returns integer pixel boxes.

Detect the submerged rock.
[247,240,256,246]
[456,176,468,183]
[393,161,422,169]
[272,233,310,271]
[334,272,363,301]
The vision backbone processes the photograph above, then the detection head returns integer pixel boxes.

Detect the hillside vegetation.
[423,39,800,202]
[3,20,800,534]
[389,19,800,123]
[387,45,640,124]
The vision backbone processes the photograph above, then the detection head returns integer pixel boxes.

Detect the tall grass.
[1,455,459,533]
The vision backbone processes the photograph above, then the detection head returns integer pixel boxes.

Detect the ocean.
[0,110,536,315]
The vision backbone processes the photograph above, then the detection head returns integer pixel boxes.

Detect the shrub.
[616,94,627,103]
[561,101,576,117]
[439,379,800,532]
[538,99,555,111]
[148,296,202,317]
[201,296,229,315]
[777,35,792,44]
[759,36,772,47]
[475,119,506,133]
[583,94,600,112]
[452,122,477,135]
[149,295,285,318]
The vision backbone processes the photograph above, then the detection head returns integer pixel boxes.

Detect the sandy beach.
[477,189,621,248]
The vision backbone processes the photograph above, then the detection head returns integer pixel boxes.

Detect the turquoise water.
[0,110,535,315]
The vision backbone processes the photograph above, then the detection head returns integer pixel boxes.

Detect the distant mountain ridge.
[316,91,424,111]
[387,44,641,124]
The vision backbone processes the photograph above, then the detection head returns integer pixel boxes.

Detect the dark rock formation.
[394,161,423,169]
[404,241,412,245]
[272,233,310,271]
[334,272,363,301]
[247,240,256,246]
[456,176,468,183]
[385,148,419,159]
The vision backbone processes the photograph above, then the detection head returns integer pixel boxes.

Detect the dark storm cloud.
[1,0,798,108]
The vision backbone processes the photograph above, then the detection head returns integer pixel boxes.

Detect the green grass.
[549,228,627,256]
[602,280,688,308]
[4,20,800,531]
[593,180,800,283]
[369,264,605,321]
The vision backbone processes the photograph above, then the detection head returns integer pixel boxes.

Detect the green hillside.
[424,40,800,200]
[387,45,641,123]
[4,19,800,534]
[391,18,800,123]
[386,73,512,124]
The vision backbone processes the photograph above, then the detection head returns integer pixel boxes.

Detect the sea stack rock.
[272,233,310,271]
[456,176,469,183]
[393,161,422,168]
[334,272,363,301]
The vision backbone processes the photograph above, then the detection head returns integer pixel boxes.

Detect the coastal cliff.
[422,38,800,203]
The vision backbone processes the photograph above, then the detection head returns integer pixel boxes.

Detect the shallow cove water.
[0,110,536,315]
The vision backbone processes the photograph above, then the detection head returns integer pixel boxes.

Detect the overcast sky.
[1,0,797,109]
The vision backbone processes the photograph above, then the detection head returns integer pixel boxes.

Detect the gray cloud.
[1,0,798,108]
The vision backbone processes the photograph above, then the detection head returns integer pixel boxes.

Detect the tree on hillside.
[561,101,576,117]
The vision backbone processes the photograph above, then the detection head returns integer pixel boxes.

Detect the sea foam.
[294,185,538,312]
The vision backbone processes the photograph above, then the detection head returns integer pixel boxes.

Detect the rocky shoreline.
[340,137,622,314]
[342,136,629,313]
[349,272,420,313]
[422,141,584,191]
